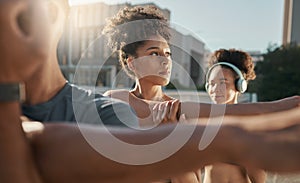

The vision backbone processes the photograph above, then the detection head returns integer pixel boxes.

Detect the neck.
[24,50,67,105]
[228,96,238,104]
[233,94,239,104]
[131,80,165,101]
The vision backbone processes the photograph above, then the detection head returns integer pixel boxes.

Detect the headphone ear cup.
[235,78,247,93]
[205,83,209,91]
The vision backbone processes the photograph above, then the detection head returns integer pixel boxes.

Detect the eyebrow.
[145,47,160,51]
[219,78,228,81]
[209,78,227,82]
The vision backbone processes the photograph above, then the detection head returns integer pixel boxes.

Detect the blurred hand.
[152,99,180,124]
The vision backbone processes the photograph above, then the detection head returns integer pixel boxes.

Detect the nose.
[161,59,171,69]
[160,55,171,66]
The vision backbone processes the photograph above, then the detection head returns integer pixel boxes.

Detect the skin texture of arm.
[0,0,53,182]
[22,108,300,183]
[0,103,42,183]
[180,95,300,118]
[105,90,300,122]
[247,168,267,183]
[217,107,300,132]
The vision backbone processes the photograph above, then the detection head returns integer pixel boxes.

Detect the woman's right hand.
[152,99,186,124]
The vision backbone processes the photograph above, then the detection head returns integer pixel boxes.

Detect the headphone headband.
[206,62,244,82]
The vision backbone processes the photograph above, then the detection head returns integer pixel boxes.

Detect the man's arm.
[26,117,300,183]
[0,102,42,183]
[27,123,250,183]
[0,0,51,181]
[247,168,266,183]
[218,107,300,131]
[180,96,300,118]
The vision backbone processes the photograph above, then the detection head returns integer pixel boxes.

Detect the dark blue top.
[22,83,138,127]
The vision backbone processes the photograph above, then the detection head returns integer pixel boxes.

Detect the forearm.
[220,107,300,132]
[180,98,300,119]
[0,102,42,183]
[224,96,300,116]
[180,101,252,118]
[245,127,300,173]
[225,102,290,116]
[29,123,254,183]
[180,102,222,118]
[29,121,300,183]
[32,124,204,183]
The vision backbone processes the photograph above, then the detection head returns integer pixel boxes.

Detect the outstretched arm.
[24,113,300,183]
[0,0,52,182]
[180,96,300,118]
[0,103,42,183]
[218,107,300,131]
[105,90,300,124]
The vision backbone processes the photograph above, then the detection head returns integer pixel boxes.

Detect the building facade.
[282,0,300,46]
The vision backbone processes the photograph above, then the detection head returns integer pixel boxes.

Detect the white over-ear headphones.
[205,62,247,93]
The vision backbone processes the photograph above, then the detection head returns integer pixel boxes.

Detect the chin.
[150,76,170,86]
[161,79,170,86]
[155,81,169,86]
[213,98,226,104]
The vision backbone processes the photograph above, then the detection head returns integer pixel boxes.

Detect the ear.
[127,56,135,71]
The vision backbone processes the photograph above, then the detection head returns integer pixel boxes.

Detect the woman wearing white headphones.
[204,49,266,183]
[205,49,256,104]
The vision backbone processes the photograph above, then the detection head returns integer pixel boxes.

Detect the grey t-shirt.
[22,83,138,127]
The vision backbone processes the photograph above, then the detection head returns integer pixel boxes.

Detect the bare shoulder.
[104,89,131,103]
[103,89,130,97]
[164,95,176,101]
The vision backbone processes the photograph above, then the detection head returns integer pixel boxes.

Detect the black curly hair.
[208,48,256,81]
[102,5,171,78]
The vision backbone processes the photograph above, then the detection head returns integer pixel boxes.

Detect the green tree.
[248,44,300,101]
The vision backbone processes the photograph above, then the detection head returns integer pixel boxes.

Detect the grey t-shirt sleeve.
[97,99,139,128]
[73,95,139,128]
[71,85,139,127]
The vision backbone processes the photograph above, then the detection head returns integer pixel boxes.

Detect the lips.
[159,70,170,75]
[211,95,224,100]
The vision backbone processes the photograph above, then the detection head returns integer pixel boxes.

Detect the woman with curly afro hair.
[204,49,266,183]
[205,48,256,104]
[103,5,201,183]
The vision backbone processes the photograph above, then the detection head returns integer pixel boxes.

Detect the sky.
[70,0,285,53]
